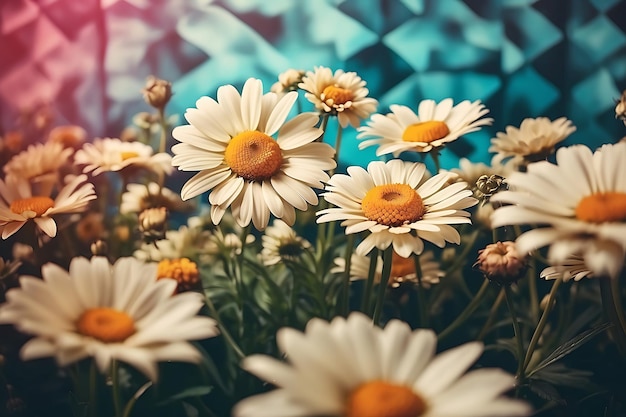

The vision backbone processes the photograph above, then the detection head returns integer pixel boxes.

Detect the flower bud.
[90,240,108,257]
[138,207,168,242]
[475,174,507,198]
[142,76,173,109]
[474,241,528,284]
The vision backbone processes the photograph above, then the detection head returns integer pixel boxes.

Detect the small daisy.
[332,250,444,288]
[120,182,194,214]
[0,256,219,381]
[171,78,336,230]
[0,174,96,239]
[134,217,213,262]
[74,137,173,177]
[358,98,492,157]
[317,159,478,258]
[3,142,74,196]
[540,255,594,282]
[489,117,576,164]
[298,66,378,128]
[271,69,306,95]
[234,312,531,417]
[261,219,312,266]
[490,142,626,279]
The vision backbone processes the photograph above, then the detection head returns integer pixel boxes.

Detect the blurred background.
[1,0,626,169]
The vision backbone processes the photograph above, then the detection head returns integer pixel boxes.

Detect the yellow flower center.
[322,85,354,106]
[9,196,55,216]
[346,380,427,417]
[157,258,199,293]
[390,252,415,279]
[362,184,425,227]
[120,151,140,160]
[402,121,450,143]
[224,131,283,181]
[575,192,626,223]
[76,308,136,343]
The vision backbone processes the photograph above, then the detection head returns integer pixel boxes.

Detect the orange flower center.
[402,121,450,143]
[322,85,354,106]
[391,252,415,278]
[120,151,140,160]
[76,308,136,343]
[224,131,283,181]
[157,258,199,292]
[362,184,425,227]
[346,380,427,417]
[575,192,626,223]
[9,196,54,216]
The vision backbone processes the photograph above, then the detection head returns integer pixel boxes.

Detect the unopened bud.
[142,76,173,109]
[138,207,168,242]
[474,241,528,284]
[476,174,507,198]
[90,240,108,256]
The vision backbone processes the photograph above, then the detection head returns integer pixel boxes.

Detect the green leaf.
[527,380,565,405]
[156,385,214,406]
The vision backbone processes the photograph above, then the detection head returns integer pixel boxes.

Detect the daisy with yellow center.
[298,66,378,128]
[491,142,626,279]
[233,312,531,417]
[120,182,193,214]
[261,219,312,266]
[488,117,576,165]
[332,250,444,289]
[171,78,336,230]
[0,256,219,381]
[74,137,173,177]
[357,98,492,157]
[317,159,478,258]
[157,257,200,293]
[0,174,96,239]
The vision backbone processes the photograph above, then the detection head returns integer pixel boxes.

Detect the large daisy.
[234,312,531,417]
[171,78,336,230]
[490,142,626,279]
[74,137,173,177]
[298,66,378,128]
[0,256,219,381]
[488,117,576,164]
[0,174,96,239]
[357,99,492,156]
[316,159,477,258]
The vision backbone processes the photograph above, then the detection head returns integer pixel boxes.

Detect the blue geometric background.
[1,0,625,170]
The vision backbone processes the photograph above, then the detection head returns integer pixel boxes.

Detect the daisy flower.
[316,159,478,258]
[120,182,193,214]
[134,217,213,262]
[332,250,444,289]
[489,117,576,164]
[234,312,531,417]
[540,255,594,282]
[0,174,96,239]
[357,99,492,157]
[298,66,378,128]
[261,219,312,266]
[271,69,306,95]
[490,142,626,279]
[47,125,88,149]
[0,256,219,381]
[74,137,173,177]
[171,78,336,230]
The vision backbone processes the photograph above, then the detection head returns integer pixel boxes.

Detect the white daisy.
[3,142,74,196]
[540,255,594,282]
[332,250,444,288]
[134,217,213,262]
[0,256,218,381]
[74,137,173,177]
[298,66,378,128]
[0,174,96,239]
[234,312,531,417]
[261,219,312,266]
[271,69,306,95]
[120,182,193,214]
[171,78,336,230]
[490,142,626,279]
[316,159,478,258]
[357,98,492,157]
[489,117,576,164]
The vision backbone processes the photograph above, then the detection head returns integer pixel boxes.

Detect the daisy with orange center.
[298,66,378,128]
[0,256,219,381]
[156,257,200,293]
[357,98,492,157]
[233,312,531,417]
[317,159,478,258]
[171,78,336,230]
[491,142,626,279]
[0,174,96,239]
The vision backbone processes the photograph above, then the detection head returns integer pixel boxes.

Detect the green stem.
[111,360,122,417]
[600,277,626,357]
[329,124,343,177]
[340,235,356,316]
[361,248,379,315]
[522,278,561,372]
[477,287,505,340]
[412,253,429,328]
[373,247,393,324]
[503,285,525,380]
[88,361,97,417]
[318,114,330,142]
[122,382,152,417]
[438,278,490,341]
[444,230,480,278]
[157,107,168,154]
[527,259,539,323]
[204,295,246,360]
[429,150,441,172]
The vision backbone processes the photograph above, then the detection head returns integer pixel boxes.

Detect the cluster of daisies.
[0,64,625,417]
